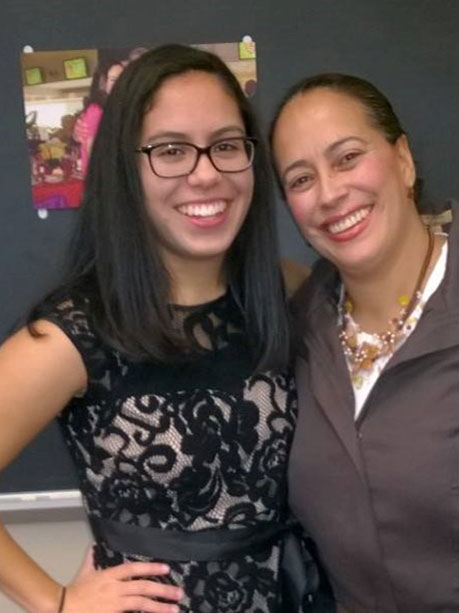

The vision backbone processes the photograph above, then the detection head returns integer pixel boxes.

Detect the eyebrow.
[143,125,245,144]
[281,136,367,182]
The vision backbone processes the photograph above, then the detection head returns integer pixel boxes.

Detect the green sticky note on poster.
[25,67,43,86]
[63,57,88,80]
[239,41,256,60]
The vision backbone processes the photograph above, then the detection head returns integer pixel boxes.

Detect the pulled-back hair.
[30,44,289,370]
[270,72,405,146]
[269,72,437,209]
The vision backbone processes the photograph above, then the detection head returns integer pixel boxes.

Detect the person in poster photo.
[0,45,325,612]
[73,58,124,175]
[271,72,458,612]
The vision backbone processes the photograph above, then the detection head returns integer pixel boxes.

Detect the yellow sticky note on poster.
[239,41,256,60]
[64,57,88,80]
[25,67,43,86]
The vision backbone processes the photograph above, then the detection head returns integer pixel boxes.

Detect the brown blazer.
[289,209,459,612]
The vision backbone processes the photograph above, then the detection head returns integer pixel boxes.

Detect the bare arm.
[0,321,87,611]
[0,322,183,612]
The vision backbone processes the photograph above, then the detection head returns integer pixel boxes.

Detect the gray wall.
[1,0,459,490]
[0,512,90,613]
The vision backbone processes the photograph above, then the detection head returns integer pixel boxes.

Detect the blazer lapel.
[302,300,367,480]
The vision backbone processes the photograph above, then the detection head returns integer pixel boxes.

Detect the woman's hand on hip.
[64,561,183,613]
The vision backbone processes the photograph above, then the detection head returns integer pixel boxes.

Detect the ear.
[394,134,416,190]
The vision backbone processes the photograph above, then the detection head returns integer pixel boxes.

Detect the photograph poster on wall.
[21,40,257,211]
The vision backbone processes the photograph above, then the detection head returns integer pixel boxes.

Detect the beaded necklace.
[339,228,434,374]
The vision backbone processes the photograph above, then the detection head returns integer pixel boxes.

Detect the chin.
[192,239,236,258]
[322,244,372,274]
[338,253,382,277]
[183,246,232,261]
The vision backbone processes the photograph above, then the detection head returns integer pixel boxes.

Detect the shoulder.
[37,292,94,343]
[33,290,112,383]
[0,325,86,466]
[74,103,102,132]
[290,258,337,317]
[84,103,103,127]
[1,319,87,401]
[288,257,339,357]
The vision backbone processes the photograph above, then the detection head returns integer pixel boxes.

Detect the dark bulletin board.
[1,0,459,494]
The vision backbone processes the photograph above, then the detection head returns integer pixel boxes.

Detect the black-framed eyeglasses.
[135,136,256,178]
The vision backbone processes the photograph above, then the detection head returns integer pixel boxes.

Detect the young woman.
[270,72,458,612]
[0,45,297,612]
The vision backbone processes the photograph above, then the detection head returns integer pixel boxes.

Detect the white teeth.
[177,201,227,218]
[327,206,371,235]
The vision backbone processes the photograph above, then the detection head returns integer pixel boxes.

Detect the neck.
[342,217,440,334]
[165,253,227,306]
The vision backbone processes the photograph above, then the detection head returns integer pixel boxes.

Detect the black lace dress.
[44,291,297,612]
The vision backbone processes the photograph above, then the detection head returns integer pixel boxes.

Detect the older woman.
[270,73,457,613]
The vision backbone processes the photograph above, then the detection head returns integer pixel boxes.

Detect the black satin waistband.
[90,517,327,610]
[90,516,287,561]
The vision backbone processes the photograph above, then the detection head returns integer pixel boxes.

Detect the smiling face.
[138,70,254,274]
[272,88,416,276]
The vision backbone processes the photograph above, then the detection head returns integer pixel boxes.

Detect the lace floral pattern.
[44,293,296,612]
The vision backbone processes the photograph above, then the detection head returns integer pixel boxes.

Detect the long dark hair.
[31,44,289,370]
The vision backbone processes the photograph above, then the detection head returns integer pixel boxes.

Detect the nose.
[187,150,221,187]
[317,169,348,208]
